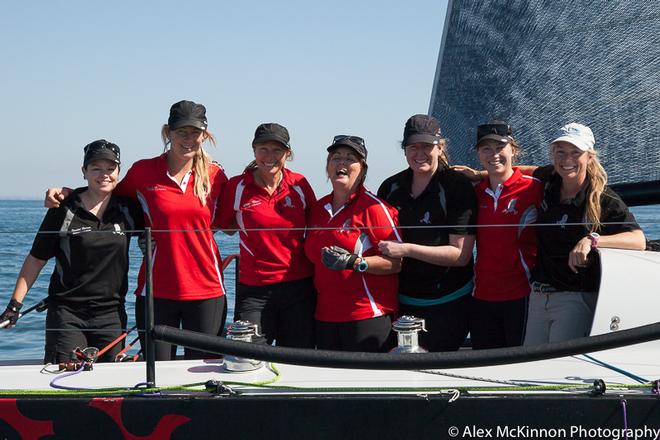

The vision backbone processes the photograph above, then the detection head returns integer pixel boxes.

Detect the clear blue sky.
[0,0,448,198]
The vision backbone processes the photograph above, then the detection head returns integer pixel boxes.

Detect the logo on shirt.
[281,196,294,209]
[419,211,431,224]
[145,185,167,192]
[557,214,569,229]
[242,199,262,209]
[70,226,92,235]
[339,219,352,233]
[503,198,518,215]
[112,223,125,236]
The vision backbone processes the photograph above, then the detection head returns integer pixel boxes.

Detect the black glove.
[321,246,359,271]
[0,299,23,328]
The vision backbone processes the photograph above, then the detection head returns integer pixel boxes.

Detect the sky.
[0,0,448,199]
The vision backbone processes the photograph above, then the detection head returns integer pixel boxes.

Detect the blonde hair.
[584,152,608,233]
[161,125,217,205]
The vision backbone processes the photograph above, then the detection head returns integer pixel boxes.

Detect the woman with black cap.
[304,136,402,352]
[377,114,477,352]
[45,101,229,360]
[469,121,543,349]
[217,123,317,348]
[1,140,143,364]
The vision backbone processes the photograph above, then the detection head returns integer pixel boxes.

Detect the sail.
[429,1,660,205]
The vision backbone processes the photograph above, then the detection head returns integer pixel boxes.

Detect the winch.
[224,320,264,372]
[390,315,428,353]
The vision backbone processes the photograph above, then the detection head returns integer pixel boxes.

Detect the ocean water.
[0,200,658,361]
[0,200,239,361]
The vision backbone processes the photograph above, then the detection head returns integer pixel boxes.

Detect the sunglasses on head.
[477,123,512,139]
[333,135,365,146]
[84,140,120,157]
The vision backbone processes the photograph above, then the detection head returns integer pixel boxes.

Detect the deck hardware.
[224,320,264,372]
[205,380,240,395]
[589,379,606,396]
[391,315,428,353]
[610,316,621,331]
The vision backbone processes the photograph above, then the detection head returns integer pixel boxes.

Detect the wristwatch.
[589,232,600,249]
[355,258,369,273]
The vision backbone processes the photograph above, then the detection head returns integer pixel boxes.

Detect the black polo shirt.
[377,167,477,299]
[30,187,143,310]
[532,166,640,292]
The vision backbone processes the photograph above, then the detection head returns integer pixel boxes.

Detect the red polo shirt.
[304,186,401,322]
[114,153,228,300]
[474,168,543,301]
[216,168,315,286]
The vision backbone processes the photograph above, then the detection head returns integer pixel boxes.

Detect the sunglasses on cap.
[477,123,512,139]
[333,135,365,146]
[84,140,120,156]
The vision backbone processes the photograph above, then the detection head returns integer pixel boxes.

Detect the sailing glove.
[321,246,359,271]
[0,299,23,328]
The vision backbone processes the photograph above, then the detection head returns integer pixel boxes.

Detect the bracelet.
[589,232,600,249]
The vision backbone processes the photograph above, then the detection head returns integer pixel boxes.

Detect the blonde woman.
[524,123,645,344]
[46,101,229,360]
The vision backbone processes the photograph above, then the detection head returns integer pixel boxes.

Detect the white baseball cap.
[550,123,595,151]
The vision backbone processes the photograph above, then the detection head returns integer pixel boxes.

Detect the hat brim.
[169,119,207,131]
[550,135,592,151]
[476,134,511,146]
[403,133,441,147]
[84,150,120,167]
[253,135,291,149]
[327,142,367,159]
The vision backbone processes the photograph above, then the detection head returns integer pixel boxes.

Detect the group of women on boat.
[0,100,647,363]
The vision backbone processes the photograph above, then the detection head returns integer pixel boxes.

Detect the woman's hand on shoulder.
[568,237,593,273]
[44,187,72,209]
[451,165,485,182]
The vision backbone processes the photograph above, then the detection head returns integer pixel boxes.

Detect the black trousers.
[315,315,394,352]
[470,296,528,350]
[399,294,471,352]
[44,304,127,364]
[234,277,316,348]
[135,295,227,361]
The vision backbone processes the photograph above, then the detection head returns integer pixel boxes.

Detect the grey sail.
[429,0,660,205]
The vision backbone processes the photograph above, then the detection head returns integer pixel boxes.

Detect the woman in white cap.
[1,140,143,364]
[45,101,229,360]
[304,135,402,352]
[524,123,646,344]
[377,115,477,352]
[217,123,316,348]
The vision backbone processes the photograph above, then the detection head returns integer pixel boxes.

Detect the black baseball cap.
[168,100,208,131]
[403,114,443,147]
[327,135,368,159]
[83,140,121,167]
[253,123,291,149]
[476,120,513,146]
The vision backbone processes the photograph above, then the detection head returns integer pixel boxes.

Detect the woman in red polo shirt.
[217,123,316,348]
[469,121,543,349]
[304,135,402,352]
